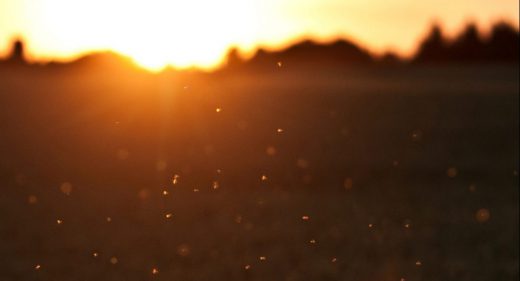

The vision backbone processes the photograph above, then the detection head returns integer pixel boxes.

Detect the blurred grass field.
[0,64,518,281]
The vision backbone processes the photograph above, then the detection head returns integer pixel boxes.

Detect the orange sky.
[0,0,518,71]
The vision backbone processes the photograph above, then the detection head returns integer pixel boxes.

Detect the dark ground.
[0,64,518,281]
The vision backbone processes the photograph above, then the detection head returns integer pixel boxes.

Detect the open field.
[0,64,518,281]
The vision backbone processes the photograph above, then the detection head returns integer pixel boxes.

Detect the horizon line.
[1,19,518,73]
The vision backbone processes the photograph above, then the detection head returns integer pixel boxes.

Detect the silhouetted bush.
[378,52,403,65]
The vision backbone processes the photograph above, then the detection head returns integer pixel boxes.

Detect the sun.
[111,0,257,71]
[27,0,260,71]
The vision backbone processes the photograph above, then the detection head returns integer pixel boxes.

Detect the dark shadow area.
[0,22,518,281]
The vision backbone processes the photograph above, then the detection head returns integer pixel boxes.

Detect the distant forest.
[413,22,519,63]
[1,22,518,71]
[226,22,519,70]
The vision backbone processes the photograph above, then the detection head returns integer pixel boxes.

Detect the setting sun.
[25,0,260,70]
[0,0,518,279]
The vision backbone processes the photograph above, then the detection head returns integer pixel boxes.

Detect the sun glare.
[4,0,519,71]
[25,0,259,71]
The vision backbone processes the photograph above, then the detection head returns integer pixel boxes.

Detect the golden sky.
[1,0,518,70]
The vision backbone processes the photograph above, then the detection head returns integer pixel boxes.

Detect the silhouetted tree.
[413,22,519,64]
[7,39,26,64]
[225,48,243,68]
[449,23,485,61]
[414,24,449,63]
[487,22,519,62]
